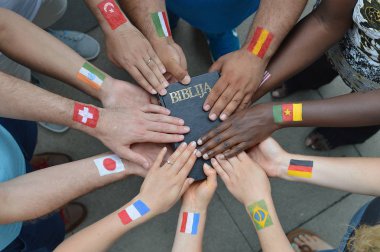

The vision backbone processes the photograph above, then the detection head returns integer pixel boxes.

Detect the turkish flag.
[97,0,127,30]
[72,103,99,128]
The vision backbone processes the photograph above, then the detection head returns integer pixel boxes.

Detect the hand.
[151,39,190,84]
[94,105,189,168]
[247,137,288,177]
[211,152,271,205]
[138,142,197,215]
[196,104,279,159]
[105,23,169,95]
[182,164,217,210]
[204,49,267,121]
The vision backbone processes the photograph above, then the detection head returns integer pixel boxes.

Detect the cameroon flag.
[273,103,302,123]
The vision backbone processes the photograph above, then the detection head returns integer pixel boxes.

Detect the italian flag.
[151,11,171,37]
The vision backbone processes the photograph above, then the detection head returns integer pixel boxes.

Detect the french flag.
[118,200,150,225]
[180,212,200,235]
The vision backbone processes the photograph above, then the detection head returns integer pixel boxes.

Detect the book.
[158,72,221,181]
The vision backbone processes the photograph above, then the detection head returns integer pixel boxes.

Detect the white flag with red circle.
[94,154,125,176]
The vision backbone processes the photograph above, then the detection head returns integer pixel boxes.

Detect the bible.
[158,72,221,181]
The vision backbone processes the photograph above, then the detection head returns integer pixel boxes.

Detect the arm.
[211,152,292,252]
[83,0,169,95]
[203,0,308,121]
[172,165,217,252]
[197,89,380,159]
[0,153,145,224]
[118,0,190,84]
[249,138,380,196]
[253,0,356,101]
[55,143,197,252]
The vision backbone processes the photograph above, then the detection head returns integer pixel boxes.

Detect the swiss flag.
[73,103,99,128]
[94,154,125,176]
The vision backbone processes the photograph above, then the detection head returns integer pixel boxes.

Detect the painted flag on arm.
[118,200,150,225]
[94,154,125,176]
[288,159,313,178]
[247,27,273,59]
[248,200,273,231]
[72,102,99,128]
[180,212,200,235]
[77,62,105,90]
[151,11,171,37]
[272,103,302,123]
[97,0,127,30]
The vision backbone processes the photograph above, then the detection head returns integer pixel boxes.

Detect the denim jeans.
[0,118,65,252]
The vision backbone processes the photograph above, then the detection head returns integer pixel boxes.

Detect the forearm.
[172,206,206,252]
[0,8,111,99]
[243,0,307,64]
[246,195,292,252]
[276,153,380,196]
[0,153,139,223]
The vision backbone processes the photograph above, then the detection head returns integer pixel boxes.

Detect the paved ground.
[34,1,378,251]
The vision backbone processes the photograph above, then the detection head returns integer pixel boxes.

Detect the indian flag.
[77,62,105,90]
[273,103,303,123]
[118,200,150,225]
[180,212,200,235]
[288,159,313,178]
[151,11,171,38]
[247,27,273,59]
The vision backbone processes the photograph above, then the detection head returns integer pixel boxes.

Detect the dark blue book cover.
[158,72,221,181]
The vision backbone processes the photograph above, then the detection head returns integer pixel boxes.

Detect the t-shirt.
[0,125,26,250]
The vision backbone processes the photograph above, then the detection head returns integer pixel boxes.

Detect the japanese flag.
[94,154,125,176]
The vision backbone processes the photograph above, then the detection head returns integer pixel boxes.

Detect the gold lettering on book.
[169,82,212,104]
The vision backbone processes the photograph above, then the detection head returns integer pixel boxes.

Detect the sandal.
[287,228,319,252]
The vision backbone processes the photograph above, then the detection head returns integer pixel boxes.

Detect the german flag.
[247,27,273,59]
[288,159,313,178]
[273,103,302,123]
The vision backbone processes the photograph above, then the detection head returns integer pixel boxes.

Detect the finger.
[237,94,253,111]
[128,66,157,95]
[216,154,234,176]
[209,58,223,73]
[203,77,229,116]
[138,61,166,95]
[166,59,190,84]
[237,151,250,162]
[152,147,168,169]
[211,158,230,183]
[172,141,197,173]
[147,53,169,90]
[166,142,187,164]
[220,92,245,121]
[149,49,166,74]
[141,104,171,115]
[209,88,238,121]
[227,156,240,166]
[179,177,195,196]
[119,147,151,169]
[224,142,249,159]
[197,121,231,146]
[145,132,184,143]
[203,164,217,187]
[177,150,197,179]
[132,167,148,178]
[145,112,185,126]
[198,131,237,160]
[147,121,190,134]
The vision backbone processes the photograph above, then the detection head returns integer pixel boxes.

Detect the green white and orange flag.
[273,103,303,123]
[77,62,106,90]
[151,11,171,38]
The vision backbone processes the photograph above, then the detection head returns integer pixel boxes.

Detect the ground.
[34,1,378,251]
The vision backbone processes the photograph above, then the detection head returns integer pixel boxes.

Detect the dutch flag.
[180,212,200,235]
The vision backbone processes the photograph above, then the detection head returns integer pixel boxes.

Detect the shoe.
[205,29,241,61]
[47,29,100,61]
[30,152,73,170]
[60,202,87,233]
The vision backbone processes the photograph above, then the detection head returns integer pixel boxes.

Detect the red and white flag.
[72,103,99,128]
[94,154,125,176]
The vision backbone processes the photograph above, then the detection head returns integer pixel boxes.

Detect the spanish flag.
[288,159,313,178]
[273,103,303,123]
[247,27,273,59]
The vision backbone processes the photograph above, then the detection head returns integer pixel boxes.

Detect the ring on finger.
[146,57,152,65]
[166,160,173,165]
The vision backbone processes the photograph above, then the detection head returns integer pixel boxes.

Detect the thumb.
[166,59,191,84]
[203,164,217,185]
[179,177,195,196]
[120,147,150,169]
[209,58,223,73]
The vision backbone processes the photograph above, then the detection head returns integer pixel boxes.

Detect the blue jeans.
[318,201,370,252]
[0,118,65,252]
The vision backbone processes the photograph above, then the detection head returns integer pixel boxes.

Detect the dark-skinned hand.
[196,103,280,159]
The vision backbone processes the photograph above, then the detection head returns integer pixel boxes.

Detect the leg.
[272,54,339,98]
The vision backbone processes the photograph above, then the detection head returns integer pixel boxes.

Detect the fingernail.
[179,135,185,141]
[190,141,196,147]
[182,75,191,84]
[211,158,216,163]
[220,113,227,121]
[195,150,202,157]
[216,154,225,160]
[184,126,190,132]
[151,89,157,95]
[164,82,169,87]
[209,114,217,121]
[180,142,187,147]
[188,178,195,184]
[193,149,197,154]
[197,139,203,145]
[203,153,209,160]
[143,162,150,169]
[179,119,184,125]
[159,89,167,96]
[161,67,166,74]
[204,163,211,169]
[203,104,210,111]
